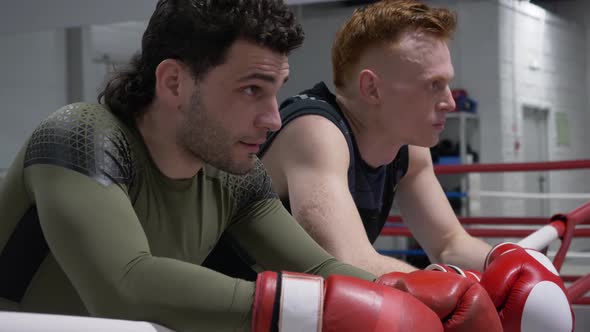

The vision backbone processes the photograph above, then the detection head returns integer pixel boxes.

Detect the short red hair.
[332,0,457,88]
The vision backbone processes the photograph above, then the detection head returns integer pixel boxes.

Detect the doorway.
[522,105,550,217]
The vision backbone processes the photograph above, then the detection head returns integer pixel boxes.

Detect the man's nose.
[256,98,282,132]
[441,87,456,112]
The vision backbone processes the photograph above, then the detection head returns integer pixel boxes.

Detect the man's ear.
[154,59,186,109]
[358,69,381,105]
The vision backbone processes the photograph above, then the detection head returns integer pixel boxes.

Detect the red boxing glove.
[376,270,502,332]
[252,271,443,332]
[479,242,574,332]
[426,263,482,282]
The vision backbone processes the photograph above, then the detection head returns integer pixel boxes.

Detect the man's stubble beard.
[177,91,255,175]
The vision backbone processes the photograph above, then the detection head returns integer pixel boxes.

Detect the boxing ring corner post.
[546,201,590,304]
[549,201,590,272]
[567,274,590,305]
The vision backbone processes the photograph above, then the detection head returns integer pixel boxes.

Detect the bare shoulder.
[267,115,350,172]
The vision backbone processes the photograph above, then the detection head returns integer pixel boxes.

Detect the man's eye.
[432,81,442,90]
[243,86,260,96]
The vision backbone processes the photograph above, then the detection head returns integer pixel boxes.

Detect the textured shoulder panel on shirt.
[221,158,278,213]
[24,103,137,186]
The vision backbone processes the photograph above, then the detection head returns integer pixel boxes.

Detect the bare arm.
[264,115,417,276]
[395,146,491,271]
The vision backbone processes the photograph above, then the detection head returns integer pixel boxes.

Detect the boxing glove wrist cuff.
[253,271,324,332]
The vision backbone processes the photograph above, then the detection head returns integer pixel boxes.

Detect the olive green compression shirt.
[0,103,376,331]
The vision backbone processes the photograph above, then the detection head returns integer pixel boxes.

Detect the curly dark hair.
[98,0,304,123]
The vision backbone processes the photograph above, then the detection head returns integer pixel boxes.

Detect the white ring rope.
[0,312,174,332]
[518,224,562,250]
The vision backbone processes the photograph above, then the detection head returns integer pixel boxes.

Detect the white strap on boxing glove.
[252,272,323,332]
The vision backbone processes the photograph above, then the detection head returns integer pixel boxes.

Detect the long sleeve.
[26,165,255,332]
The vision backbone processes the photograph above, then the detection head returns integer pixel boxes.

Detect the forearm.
[397,147,492,271]
[231,200,376,282]
[439,233,492,271]
[52,213,255,332]
[341,250,418,276]
[111,256,254,331]
[305,257,377,281]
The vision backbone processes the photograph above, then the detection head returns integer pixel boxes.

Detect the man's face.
[177,40,288,175]
[369,31,456,147]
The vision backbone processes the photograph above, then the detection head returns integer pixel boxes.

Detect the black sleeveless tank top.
[261,82,409,243]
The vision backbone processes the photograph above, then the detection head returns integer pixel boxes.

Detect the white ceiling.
[87,0,345,63]
[0,0,343,36]
[0,0,157,36]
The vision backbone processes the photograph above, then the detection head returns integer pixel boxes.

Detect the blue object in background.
[436,156,462,165]
[445,191,468,199]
